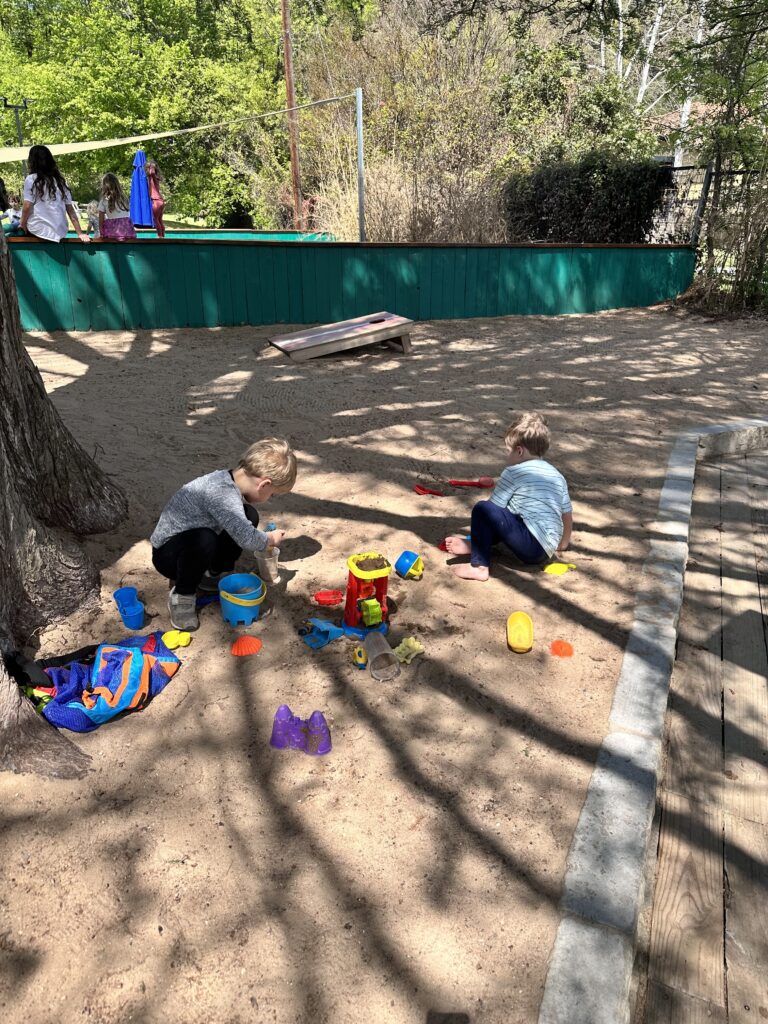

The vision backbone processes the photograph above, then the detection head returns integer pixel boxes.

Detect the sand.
[1,308,766,1024]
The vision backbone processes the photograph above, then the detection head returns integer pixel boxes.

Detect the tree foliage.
[0,1,368,223]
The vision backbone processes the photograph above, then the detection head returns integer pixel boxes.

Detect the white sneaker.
[168,588,200,631]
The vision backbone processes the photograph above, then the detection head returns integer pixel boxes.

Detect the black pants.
[152,526,252,596]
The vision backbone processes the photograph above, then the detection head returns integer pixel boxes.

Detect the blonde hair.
[238,437,297,490]
[504,412,551,457]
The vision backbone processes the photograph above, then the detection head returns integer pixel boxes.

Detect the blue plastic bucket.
[394,550,424,580]
[113,586,145,630]
[218,572,266,626]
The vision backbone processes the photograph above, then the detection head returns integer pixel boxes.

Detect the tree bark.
[0,231,128,778]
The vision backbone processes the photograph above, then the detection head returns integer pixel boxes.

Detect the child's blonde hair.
[504,412,550,457]
[100,173,129,213]
[238,438,297,490]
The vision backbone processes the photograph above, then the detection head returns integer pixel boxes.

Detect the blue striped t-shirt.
[489,460,572,557]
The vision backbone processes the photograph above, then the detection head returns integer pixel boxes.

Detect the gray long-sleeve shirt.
[150,469,269,552]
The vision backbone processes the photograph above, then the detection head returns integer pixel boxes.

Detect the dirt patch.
[354,556,391,572]
[1,308,766,1024]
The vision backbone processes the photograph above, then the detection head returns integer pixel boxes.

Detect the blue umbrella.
[129,150,153,227]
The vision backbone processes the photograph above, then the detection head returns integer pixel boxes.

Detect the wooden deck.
[643,452,768,1022]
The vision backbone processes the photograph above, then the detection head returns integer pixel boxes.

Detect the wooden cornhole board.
[269,311,414,362]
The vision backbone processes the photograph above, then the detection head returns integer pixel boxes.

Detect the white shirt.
[23,173,72,242]
[489,459,572,557]
[97,198,132,220]
[3,208,21,226]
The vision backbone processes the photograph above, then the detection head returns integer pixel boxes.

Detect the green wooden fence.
[9,239,696,332]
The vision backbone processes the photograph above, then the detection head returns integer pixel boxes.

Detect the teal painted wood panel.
[165,245,189,328]
[498,246,532,315]
[568,248,602,313]
[92,247,125,330]
[10,249,46,330]
[341,249,367,320]
[9,241,696,332]
[181,247,204,327]
[270,247,291,323]
[300,245,322,324]
[285,246,305,324]
[150,244,173,328]
[41,247,74,331]
[132,247,159,327]
[473,247,490,317]
[228,245,248,325]
[392,248,420,320]
[248,246,274,326]
[322,245,344,322]
[66,248,98,330]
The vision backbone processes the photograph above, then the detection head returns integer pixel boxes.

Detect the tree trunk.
[0,232,128,778]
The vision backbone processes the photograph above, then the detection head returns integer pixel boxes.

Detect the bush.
[503,152,674,243]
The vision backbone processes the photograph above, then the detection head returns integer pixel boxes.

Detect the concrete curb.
[538,419,768,1024]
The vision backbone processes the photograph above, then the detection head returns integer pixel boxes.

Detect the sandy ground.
[1,308,767,1024]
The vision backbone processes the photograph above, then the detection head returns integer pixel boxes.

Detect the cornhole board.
[269,311,413,362]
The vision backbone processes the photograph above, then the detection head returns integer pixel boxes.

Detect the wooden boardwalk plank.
[720,460,768,826]
[724,812,768,1023]
[647,792,725,1006]
[665,463,723,804]
[646,981,727,1023]
[745,453,768,610]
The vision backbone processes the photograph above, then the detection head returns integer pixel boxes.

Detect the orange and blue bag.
[38,632,180,733]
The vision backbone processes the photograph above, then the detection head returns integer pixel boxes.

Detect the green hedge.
[503,152,675,243]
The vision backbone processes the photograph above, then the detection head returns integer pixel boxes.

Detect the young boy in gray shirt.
[151,438,297,630]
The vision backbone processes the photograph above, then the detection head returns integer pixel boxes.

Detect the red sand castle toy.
[342,552,392,639]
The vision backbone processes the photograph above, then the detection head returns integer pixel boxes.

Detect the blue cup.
[114,586,146,630]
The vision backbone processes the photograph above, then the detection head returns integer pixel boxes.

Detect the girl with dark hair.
[19,145,89,243]
[97,173,136,240]
[145,160,166,238]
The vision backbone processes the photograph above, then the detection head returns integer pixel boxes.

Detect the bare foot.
[444,535,472,555]
[451,563,490,581]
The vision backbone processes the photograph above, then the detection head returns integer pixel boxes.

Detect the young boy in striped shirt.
[444,412,572,581]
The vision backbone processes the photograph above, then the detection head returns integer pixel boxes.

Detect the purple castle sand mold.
[270,705,331,756]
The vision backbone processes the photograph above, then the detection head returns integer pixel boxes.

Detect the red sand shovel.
[448,476,495,489]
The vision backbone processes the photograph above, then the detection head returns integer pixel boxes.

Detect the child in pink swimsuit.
[146,161,166,238]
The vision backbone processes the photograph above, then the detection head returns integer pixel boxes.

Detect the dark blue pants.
[470,500,547,567]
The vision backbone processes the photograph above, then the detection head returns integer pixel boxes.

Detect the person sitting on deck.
[19,145,90,243]
[97,173,137,241]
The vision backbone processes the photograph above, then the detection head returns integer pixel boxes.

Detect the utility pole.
[1,97,33,173]
[280,0,304,231]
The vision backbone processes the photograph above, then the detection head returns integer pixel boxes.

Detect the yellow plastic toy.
[543,562,577,576]
[506,612,534,653]
[162,629,192,650]
[393,636,425,664]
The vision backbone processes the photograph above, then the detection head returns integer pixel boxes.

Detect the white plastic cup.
[363,631,401,681]
[257,546,281,584]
